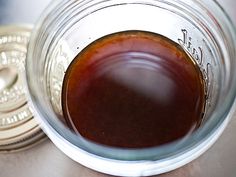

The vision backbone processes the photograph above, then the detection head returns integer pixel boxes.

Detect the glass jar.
[25,0,236,176]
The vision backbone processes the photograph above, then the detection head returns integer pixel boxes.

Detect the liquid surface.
[62,31,205,148]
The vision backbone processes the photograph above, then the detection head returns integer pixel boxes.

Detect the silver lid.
[0,25,46,152]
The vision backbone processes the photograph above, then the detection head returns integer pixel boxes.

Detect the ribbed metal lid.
[0,25,46,152]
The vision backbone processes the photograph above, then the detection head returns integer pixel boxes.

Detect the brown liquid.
[62,31,205,148]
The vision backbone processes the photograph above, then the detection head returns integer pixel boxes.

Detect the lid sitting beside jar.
[0,25,46,152]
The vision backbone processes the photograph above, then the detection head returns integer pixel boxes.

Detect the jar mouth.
[26,0,236,162]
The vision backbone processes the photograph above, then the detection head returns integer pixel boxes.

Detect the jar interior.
[46,2,222,131]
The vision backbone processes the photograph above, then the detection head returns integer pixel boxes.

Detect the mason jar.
[25,0,236,176]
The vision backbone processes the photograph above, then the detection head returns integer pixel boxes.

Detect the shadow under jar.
[26,0,236,176]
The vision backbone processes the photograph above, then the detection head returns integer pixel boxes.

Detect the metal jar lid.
[0,25,46,152]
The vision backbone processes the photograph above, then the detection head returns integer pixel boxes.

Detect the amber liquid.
[62,31,205,148]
